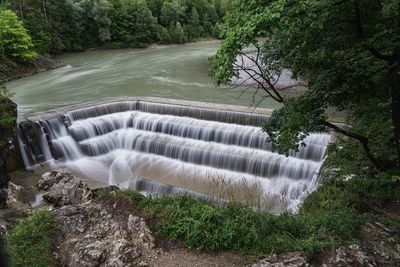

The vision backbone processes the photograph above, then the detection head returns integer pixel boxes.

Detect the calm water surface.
[8,41,282,120]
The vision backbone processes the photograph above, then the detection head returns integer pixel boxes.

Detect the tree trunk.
[391,2,400,170]
[323,121,384,172]
[391,49,400,170]
[19,0,24,20]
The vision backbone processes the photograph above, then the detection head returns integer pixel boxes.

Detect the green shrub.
[6,210,56,267]
[300,182,362,213]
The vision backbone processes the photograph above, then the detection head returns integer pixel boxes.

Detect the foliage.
[2,0,230,54]
[335,173,400,200]
[110,0,158,47]
[0,9,36,62]
[209,0,400,172]
[323,98,396,175]
[263,92,327,155]
[6,210,56,267]
[0,82,16,147]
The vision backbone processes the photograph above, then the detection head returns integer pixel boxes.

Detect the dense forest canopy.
[210,0,400,178]
[0,0,229,56]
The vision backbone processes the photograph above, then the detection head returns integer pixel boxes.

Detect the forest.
[0,0,228,59]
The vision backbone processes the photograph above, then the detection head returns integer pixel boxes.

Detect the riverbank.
[2,169,400,266]
[0,56,63,83]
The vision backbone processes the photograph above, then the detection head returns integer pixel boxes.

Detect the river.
[8,41,283,120]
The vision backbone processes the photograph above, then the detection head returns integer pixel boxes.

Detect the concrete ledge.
[25,97,274,122]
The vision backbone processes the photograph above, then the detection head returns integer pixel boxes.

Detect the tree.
[92,0,112,42]
[3,0,223,52]
[0,9,36,62]
[185,7,201,40]
[168,21,187,44]
[209,0,400,173]
[160,0,185,27]
[110,0,157,46]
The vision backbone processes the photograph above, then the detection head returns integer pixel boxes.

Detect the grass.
[95,175,400,257]
[5,209,56,267]
[96,184,361,256]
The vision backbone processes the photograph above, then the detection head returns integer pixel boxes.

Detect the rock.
[6,182,22,206]
[91,185,119,196]
[0,217,8,238]
[250,252,308,267]
[323,245,377,267]
[37,169,92,207]
[55,203,154,267]
[37,169,155,266]
[358,222,400,266]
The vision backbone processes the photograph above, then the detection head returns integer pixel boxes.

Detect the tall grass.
[174,173,292,213]
[108,185,359,256]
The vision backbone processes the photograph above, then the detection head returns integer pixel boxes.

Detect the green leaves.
[263,93,327,155]
[208,0,277,85]
[210,0,400,171]
[0,9,36,62]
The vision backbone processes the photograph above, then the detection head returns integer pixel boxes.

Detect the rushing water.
[17,101,330,212]
[10,41,328,211]
[8,41,284,120]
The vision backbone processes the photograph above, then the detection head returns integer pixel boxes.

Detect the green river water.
[8,41,282,120]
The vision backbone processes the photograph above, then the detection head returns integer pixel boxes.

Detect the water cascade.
[17,100,330,212]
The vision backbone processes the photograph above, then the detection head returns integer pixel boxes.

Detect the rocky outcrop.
[38,169,92,207]
[37,169,155,267]
[0,97,17,208]
[54,203,154,267]
[323,245,377,266]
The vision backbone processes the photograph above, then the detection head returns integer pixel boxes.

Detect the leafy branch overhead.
[210,0,400,173]
[263,93,327,155]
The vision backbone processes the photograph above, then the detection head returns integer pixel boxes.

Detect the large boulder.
[37,169,92,207]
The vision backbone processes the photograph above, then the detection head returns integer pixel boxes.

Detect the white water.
[18,102,330,212]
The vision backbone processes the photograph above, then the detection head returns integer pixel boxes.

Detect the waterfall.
[17,100,330,212]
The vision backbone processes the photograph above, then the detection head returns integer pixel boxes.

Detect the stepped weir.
[17,100,330,212]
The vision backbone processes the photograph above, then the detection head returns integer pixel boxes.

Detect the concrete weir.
[16,98,330,212]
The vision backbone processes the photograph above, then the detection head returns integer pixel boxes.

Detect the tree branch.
[354,1,395,62]
[323,121,384,172]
